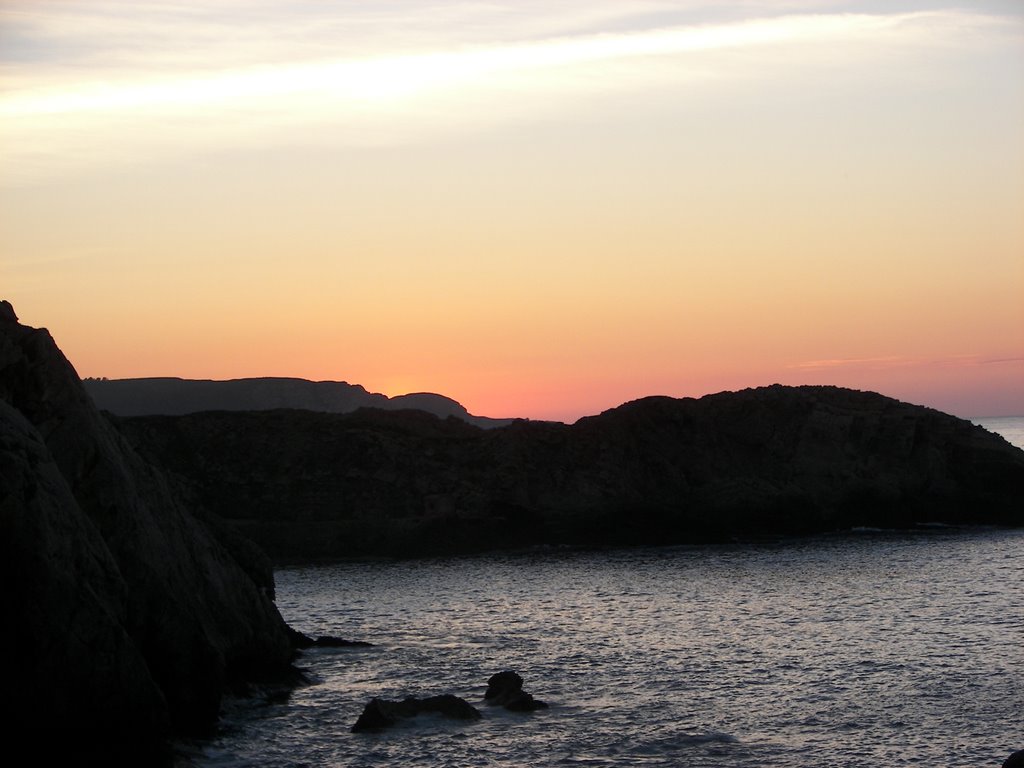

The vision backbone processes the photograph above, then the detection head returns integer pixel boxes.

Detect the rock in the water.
[1004,750,1024,768]
[310,636,373,648]
[485,670,548,711]
[352,698,398,731]
[287,627,373,649]
[352,695,481,732]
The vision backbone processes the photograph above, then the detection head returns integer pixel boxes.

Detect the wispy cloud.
[0,11,992,118]
[792,355,1024,370]
[1,7,1017,183]
[975,356,1024,366]
[791,356,911,370]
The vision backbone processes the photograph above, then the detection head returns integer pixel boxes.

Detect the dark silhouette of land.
[83,375,513,428]
[120,384,1024,562]
[1,302,299,764]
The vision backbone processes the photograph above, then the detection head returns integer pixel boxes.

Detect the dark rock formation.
[351,672,547,732]
[0,399,170,764]
[1004,750,1024,768]
[351,694,481,732]
[485,670,548,711]
[118,383,1024,561]
[83,376,513,429]
[287,626,373,649]
[1,301,294,762]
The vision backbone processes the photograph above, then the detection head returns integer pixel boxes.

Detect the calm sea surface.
[974,416,1024,455]
[186,417,1024,768]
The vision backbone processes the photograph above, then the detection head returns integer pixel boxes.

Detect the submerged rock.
[310,636,374,648]
[287,626,373,649]
[351,694,481,732]
[485,670,549,711]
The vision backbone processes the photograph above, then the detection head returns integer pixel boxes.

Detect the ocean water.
[184,417,1024,767]
[974,416,1024,454]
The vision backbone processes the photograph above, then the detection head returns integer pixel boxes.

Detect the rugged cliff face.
[121,382,1024,561]
[0,398,170,761]
[0,301,294,762]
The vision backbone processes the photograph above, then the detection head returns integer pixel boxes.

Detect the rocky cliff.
[120,384,1024,561]
[0,301,294,763]
[83,375,513,428]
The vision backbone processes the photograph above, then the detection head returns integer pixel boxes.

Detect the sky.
[2,1,1022,421]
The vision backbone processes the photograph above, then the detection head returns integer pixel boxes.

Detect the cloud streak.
[791,356,911,370]
[0,12,986,118]
[792,355,1024,371]
[1,8,1017,183]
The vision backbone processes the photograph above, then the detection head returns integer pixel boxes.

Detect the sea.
[183,417,1024,768]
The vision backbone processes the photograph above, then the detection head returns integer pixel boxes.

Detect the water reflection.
[196,530,1024,767]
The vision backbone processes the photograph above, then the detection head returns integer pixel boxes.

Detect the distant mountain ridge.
[83,376,514,429]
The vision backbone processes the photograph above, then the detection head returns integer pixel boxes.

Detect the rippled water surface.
[189,526,1024,767]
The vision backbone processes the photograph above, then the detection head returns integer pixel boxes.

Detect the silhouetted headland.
[118,379,1024,562]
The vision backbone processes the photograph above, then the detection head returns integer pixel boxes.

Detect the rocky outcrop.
[351,694,481,731]
[1,301,294,762]
[484,671,548,711]
[351,672,547,732]
[0,399,171,764]
[287,626,373,649]
[83,376,514,429]
[119,384,1024,561]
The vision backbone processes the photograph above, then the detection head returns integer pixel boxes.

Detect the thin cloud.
[1,8,1016,183]
[0,12,983,118]
[790,356,911,370]
[792,355,1024,370]
[925,355,1024,368]
[975,356,1024,365]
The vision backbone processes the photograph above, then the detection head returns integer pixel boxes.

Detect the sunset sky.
[2,1,1022,421]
